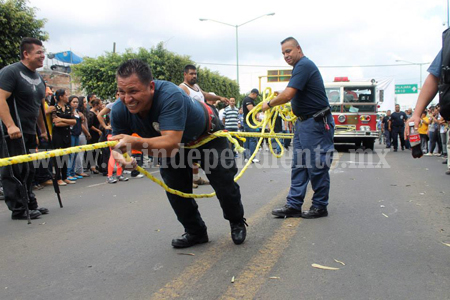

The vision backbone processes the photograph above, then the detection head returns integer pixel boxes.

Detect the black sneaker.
[12,210,41,220]
[171,232,209,248]
[301,206,328,219]
[272,204,302,218]
[230,219,248,245]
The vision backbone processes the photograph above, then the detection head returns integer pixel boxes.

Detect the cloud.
[30,0,447,95]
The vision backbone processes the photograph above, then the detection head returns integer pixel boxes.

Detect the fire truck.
[326,77,380,150]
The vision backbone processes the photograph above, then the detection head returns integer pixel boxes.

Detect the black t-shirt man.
[0,62,46,134]
[390,111,407,127]
[242,96,256,126]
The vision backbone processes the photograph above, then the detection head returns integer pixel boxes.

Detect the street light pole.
[395,60,430,88]
[200,13,275,88]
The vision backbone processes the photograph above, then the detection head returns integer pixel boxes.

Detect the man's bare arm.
[97,106,111,130]
[0,89,22,139]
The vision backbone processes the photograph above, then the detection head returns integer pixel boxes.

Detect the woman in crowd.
[87,98,103,174]
[52,89,76,185]
[75,96,91,177]
[67,96,90,181]
[418,110,430,154]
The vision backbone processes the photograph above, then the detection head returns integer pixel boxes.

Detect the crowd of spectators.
[378,104,449,174]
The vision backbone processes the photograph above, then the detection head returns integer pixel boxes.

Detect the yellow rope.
[0,89,296,198]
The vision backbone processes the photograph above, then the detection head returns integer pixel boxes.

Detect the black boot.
[171,232,209,248]
[230,219,248,245]
[301,206,328,219]
[272,204,302,218]
[11,210,42,220]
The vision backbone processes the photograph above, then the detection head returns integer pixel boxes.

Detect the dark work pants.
[0,133,39,214]
[34,138,53,184]
[391,126,405,150]
[52,129,70,181]
[286,114,335,210]
[159,137,244,235]
[384,130,391,147]
[429,130,441,154]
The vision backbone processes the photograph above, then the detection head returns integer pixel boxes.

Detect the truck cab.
[326,77,379,150]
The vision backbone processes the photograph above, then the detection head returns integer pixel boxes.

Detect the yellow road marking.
[150,152,342,299]
[149,187,290,300]
[219,212,304,300]
[220,152,341,299]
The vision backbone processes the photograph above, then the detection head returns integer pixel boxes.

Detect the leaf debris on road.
[382,213,389,218]
[177,253,195,256]
[334,259,345,266]
[312,263,339,270]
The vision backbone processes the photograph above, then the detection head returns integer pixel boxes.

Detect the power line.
[197,62,430,68]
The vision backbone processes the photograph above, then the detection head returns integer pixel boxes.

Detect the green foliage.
[196,67,239,101]
[0,0,48,69]
[72,43,240,100]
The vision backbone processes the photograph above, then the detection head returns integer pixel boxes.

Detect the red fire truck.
[326,77,379,150]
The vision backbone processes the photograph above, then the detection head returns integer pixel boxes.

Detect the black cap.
[250,88,259,96]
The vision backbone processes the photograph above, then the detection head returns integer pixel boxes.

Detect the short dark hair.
[55,89,66,102]
[281,37,299,46]
[87,93,96,103]
[184,64,196,73]
[20,37,43,60]
[117,59,153,85]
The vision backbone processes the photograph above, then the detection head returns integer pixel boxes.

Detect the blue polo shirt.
[428,50,441,77]
[287,56,329,116]
[111,80,206,143]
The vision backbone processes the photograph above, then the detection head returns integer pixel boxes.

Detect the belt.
[298,113,315,121]
[298,107,331,122]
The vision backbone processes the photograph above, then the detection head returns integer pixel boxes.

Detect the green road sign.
[395,84,418,94]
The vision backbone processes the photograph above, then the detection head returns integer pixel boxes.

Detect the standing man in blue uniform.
[390,104,407,152]
[110,59,247,248]
[262,37,334,219]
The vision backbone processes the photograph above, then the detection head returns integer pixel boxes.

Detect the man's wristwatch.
[267,100,272,108]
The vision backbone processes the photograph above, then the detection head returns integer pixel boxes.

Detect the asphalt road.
[0,143,449,300]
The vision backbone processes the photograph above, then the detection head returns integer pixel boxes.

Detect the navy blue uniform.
[390,111,407,150]
[111,80,244,236]
[286,57,335,210]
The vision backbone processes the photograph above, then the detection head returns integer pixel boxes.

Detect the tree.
[0,0,48,69]
[73,43,240,100]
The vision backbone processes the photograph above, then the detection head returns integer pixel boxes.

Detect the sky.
[29,0,448,108]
